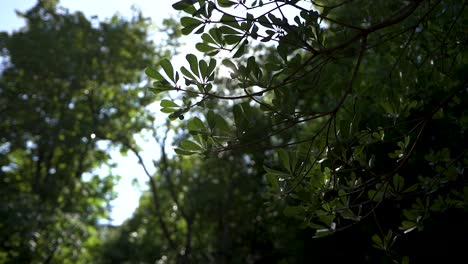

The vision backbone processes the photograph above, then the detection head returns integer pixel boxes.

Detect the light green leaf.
[160,99,179,108]
[160,107,177,113]
[145,67,165,81]
[180,140,203,151]
[222,59,237,72]
[148,87,171,95]
[174,148,197,155]
[188,117,205,132]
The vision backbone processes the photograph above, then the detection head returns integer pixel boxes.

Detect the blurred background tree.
[0,0,162,262]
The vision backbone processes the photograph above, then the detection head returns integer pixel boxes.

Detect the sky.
[0,0,180,225]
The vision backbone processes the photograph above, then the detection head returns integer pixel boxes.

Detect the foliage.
[0,0,159,262]
[2,0,467,263]
[144,0,468,262]
[98,130,273,263]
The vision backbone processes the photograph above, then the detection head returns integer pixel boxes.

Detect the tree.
[146,0,468,262]
[0,0,160,262]
[98,120,275,263]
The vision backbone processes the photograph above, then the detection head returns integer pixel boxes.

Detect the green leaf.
[181,17,202,27]
[160,107,177,113]
[399,221,417,233]
[186,54,199,78]
[160,59,174,81]
[261,34,273,42]
[265,173,280,191]
[169,112,182,120]
[403,184,418,193]
[215,114,230,132]
[393,174,405,192]
[313,229,333,238]
[188,117,205,132]
[208,28,223,45]
[181,23,200,35]
[372,234,384,249]
[172,0,197,10]
[258,15,273,28]
[233,103,248,132]
[308,222,327,230]
[194,25,205,34]
[246,56,256,74]
[199,60,208,78]
[278,149,290,172]
[277,43,288,61]
[402,256,410,264]
[160,99,179,108]
[206,110,216,130]
[180,140,203,151]
[201,33,217,44]
[283,206,302,217]
[218,0,237,8]
[207,58,217,76]
[148,87,171,95]
[265,62,281,71]
[224,34,243,45]
[219,25,241,34]
[222,59,237,72]
[196,43,217,53]
[174,148,197,155]
[384,230,393,249]
[207,50,220,56]
[233,41,246,58]
[145,67,165,81]
[368,189,384,202]
[181,66,197,80]
[263,165,289,177]
[220,13,240,29]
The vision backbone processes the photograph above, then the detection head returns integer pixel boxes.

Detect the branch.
[125,143,178,252]
[153,121,194,261]
[153,121,192,223]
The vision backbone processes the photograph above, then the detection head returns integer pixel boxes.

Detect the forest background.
[1,0,467,263]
